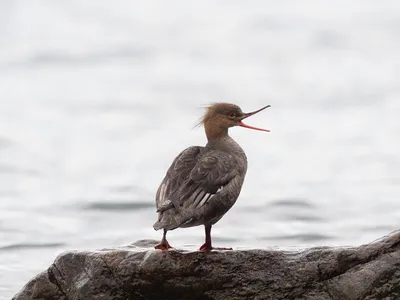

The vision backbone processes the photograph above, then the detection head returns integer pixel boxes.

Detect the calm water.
[1,0,400,298]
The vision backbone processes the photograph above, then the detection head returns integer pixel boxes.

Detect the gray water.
[1,0,400,298]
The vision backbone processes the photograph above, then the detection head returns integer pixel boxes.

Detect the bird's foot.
[154,239,173,250]
[199,243,233,251]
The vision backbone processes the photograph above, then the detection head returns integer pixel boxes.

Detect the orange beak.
[238,105,270,132]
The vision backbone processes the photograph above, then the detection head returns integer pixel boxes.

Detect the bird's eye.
[229,113,236,118]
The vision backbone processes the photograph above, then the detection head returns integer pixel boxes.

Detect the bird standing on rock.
[153,103,270,251]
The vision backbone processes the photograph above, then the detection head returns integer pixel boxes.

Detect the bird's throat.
[204,122,229,141]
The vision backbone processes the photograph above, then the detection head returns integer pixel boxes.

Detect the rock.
[13,231,400,300]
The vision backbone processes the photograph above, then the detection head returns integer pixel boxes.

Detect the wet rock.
[13,231,400,300]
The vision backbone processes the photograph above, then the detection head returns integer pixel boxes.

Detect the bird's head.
[199,103,270,140]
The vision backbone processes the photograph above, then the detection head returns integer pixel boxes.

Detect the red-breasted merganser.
[153,103,270,251]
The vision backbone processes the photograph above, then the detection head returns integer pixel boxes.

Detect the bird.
[153,102,270,251]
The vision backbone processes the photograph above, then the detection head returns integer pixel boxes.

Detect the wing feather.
[155,146,202,209]
[154,147,241,230]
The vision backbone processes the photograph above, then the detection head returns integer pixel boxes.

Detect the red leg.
[199,225,212,251]
[155,229,173,250]
[199,225,232,251]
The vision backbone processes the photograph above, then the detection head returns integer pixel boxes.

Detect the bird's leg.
[199,225,233,251]
[199,225,212,250]
[155,229,173,250]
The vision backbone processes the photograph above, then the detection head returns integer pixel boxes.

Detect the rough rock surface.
[13,230,400,300]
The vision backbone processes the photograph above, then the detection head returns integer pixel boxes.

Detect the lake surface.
[1,0,400,298]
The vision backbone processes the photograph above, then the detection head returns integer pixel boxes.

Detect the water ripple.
[82,201,153,211]
[0,242,66,252]
[268,198,315,208]
[1,46,154,70]
[280,214,323,222]
[263,233,333,243]
[0,164,41,176]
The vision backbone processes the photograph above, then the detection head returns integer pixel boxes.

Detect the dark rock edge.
[13,230,400,300]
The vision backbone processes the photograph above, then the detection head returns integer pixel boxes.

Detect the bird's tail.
[153,221,165,231]
[153,214,185,231]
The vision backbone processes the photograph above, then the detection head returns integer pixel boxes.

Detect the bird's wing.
[155,146,203,211]
[153,148,241,230]
[172,149,240,211]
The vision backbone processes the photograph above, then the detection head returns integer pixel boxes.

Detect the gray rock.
[13,231,400,300]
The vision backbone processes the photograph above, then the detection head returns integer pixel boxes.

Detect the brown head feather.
[197,103,244,140]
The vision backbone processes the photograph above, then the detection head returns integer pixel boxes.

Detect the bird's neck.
[203,120,245,155]
[204,122,228,141]
[205,130,245,156]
